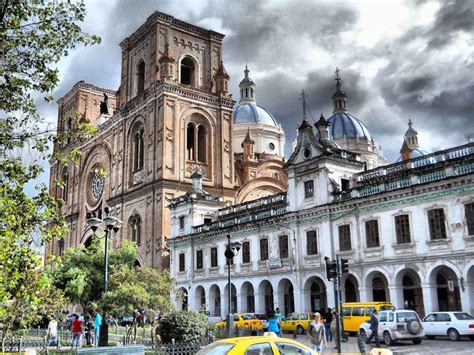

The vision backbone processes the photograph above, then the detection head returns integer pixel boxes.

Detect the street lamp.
[86,206,123,346]
[224,234,242,337]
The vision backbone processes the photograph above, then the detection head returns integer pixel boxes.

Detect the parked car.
[342,302,395,333]
[281,312,314,334]
[197,310,221,324]
[422,312,474,341]
[196,333,317,354]
[252,313,269,331]
[359,309,424,345]
[216,313,263,330]
[118,314,134,327]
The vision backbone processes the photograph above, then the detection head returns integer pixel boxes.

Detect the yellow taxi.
[342,302,395,333]
[196,333,317,354]
[216,313,263,330]
[281,312,314,334]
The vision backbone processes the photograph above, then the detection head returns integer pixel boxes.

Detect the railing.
[454,162,474,175]
[386,178,411,190]
[358,185,380,197]
[419,170,446,183]
[217,193,287,217]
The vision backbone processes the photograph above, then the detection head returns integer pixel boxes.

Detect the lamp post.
[224,234,241,337]
[86,206,123,346]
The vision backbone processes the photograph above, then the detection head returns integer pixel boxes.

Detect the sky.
[34,0,474,184]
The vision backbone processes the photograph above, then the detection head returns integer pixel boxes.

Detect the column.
[237,292,245,314]
[220,294,227,318]
[421,284,435,314]
[388,286,402,308]
[460,283,472,314]
[358,286,368,302]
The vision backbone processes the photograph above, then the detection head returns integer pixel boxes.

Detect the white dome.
[232,103,278,127]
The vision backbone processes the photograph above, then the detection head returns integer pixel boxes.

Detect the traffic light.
[340,258,349,274]
[325,257,337,281]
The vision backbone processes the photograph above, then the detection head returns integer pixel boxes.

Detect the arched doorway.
[430,266,461,311]
[343,275,359,302]
[177,287,188,311]
[366,272,389,302]
[258,280,274,313]
[403,272,424,316]
[467,265,474,315]
[224,283,237,314]
[278,279,295,316]
[241,282,255,313]
[303,277,327,312]
[194,286,206,311]
[209,284,221,317]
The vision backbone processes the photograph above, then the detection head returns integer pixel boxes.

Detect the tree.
[53,240,174,316]
[0,1,99,348]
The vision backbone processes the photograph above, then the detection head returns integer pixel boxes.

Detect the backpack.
[308,323,323,345]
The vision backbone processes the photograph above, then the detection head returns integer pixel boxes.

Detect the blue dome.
[232,103,278,127]
[327,112,372,140]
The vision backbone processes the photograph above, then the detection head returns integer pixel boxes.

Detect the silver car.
[359,309,424,345]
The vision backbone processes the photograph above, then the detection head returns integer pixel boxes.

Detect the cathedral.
[47,11,286,269]
[48,12,474,318]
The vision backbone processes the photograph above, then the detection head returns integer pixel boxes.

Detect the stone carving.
[100,93,109,115]
[133,170,144,185]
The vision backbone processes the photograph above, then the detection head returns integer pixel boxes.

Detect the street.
[284,334,474,354]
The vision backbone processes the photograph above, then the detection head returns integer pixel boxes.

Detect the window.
[186,123,195,160]
[279,235,289,259]
[269,142,275,150]
[197,125,207,163]
[424,314,436,322]
[137,60,145,93]
[133,129,144,171]
[365,220,380,248]
[211,247,218,268]
[179,216,185,230]
[338,224,351,251]
[130,215,141,246]
[306,231,318,255]
[260,239,268,261]
[465,203,474,235]
[204,217,212,224]
[245,343,273,355]
[342,308,351,317]
[242,241,250,263]
[389,313,394,322]
[275,342,311,355]
[180,57,195,86]
[304,180,314,198]
[196,250,203,270]
[428,208,447,240]
[395,214,411,244]
[379,312,388,322]
[341,178,350,192]
[61,168,69,203]
[179,253,185,272]
[436,313,451,322]
[351,307,365,316]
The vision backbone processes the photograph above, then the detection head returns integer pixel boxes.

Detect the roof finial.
[335,67,341,90]
[244,65,249,79]
[408,118,413,128]
[299,89,308,122]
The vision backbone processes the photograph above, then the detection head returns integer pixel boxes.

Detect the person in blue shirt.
[267,310,281,336]
[93,310,102,347]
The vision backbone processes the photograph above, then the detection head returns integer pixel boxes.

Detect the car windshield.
[196,343,234,355]
[242,314,256,320]
[454,313,474,320]
[396,312,418,323]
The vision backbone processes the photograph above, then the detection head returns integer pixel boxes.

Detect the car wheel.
[426,335,435,340]
[383,331,393,346]
[296,325,304,335]
[412,338,422,345]
[447,328,460,341]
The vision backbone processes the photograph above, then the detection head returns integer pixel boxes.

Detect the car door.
[378,311,388,337]
[423,314,437,335]
[436,313,451,335]
[274,341,313,354]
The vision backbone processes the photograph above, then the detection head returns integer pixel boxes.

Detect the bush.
[157,311,207,343]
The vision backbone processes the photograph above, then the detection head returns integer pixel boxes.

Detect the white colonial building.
[168,100,474,319]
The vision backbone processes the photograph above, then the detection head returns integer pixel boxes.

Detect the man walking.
[275,307,284,337]
[94,310,102,347]
[323,307,333,342]
[365,309,380,347]
[71,314,83,348]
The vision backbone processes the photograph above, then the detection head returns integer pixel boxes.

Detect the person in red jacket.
[72,314,83,348]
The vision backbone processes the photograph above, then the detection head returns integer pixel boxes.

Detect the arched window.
[130,215,141,246]
[180,57,195,86]
[61,168,69,203]
[197,125,207,163]
[133,129,144,171]
[187,123,195,160]
[137,61,145,94]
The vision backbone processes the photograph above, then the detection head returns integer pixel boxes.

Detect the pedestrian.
[330,310,342,349]
[71,314,83,348]
[267,310,281,336]
[365,309,380,347]
[307,312,327,354]
[93,310,102,347]
[84,315,94,346]
[275,307,285,337]
[323,307,333,342]
[47,317,58,347]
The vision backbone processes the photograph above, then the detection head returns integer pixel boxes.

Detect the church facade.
[47,12,286,269]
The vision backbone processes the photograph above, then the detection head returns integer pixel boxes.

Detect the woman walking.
[307,312,327,354]
[71,314,83,348]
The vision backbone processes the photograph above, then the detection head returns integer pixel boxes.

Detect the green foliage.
[53,240,175,316]
[158,311,208,344]
[0,2,99,350]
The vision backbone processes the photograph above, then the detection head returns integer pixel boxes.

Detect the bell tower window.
[137,60,145,94]
[61,168,69,203]
[130,215,141,246]
[187,123,195,160]
[180,57,195,86]
[133,128,144,171]
[197,125,207,163]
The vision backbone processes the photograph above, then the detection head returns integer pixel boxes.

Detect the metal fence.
[0,329,74,352]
